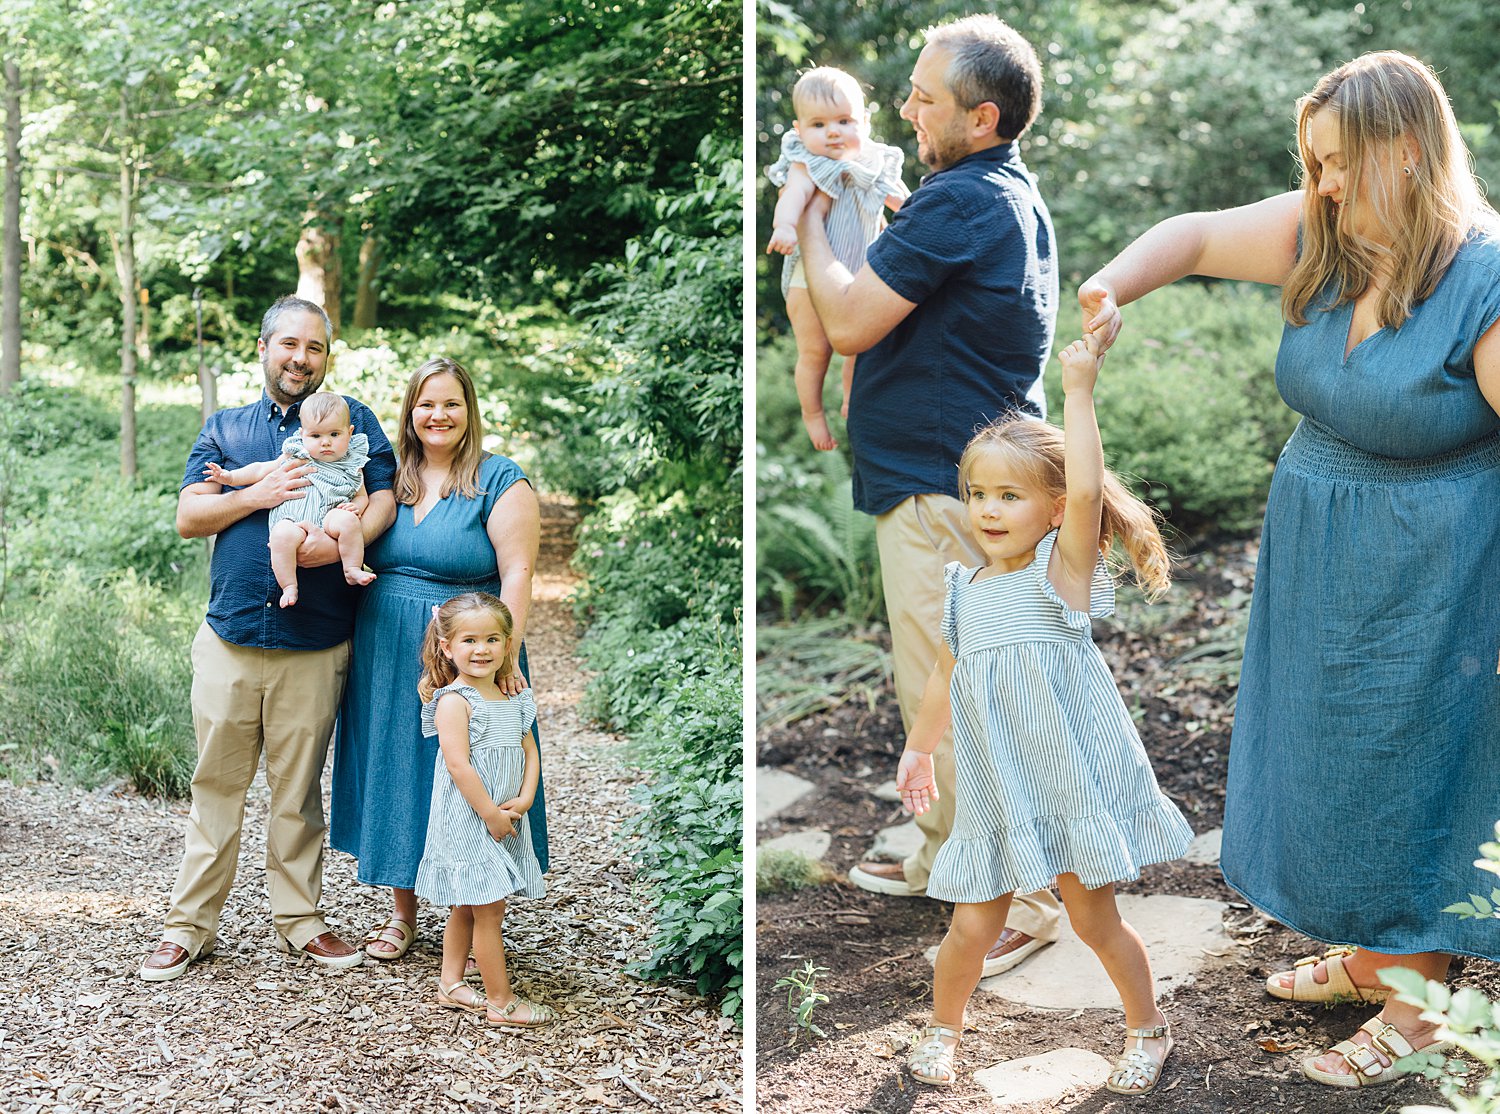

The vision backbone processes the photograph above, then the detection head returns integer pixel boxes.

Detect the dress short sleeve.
[1032,530,1115,631]
[420,682,483,739]
[940,561,965,656]
[478,454,529,522]
[873,142,909,206]
[517,688,538,735]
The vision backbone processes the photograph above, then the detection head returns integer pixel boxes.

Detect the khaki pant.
[161,624,350,956]
[876,494,1061,938]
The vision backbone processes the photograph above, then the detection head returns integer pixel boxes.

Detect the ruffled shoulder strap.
[515,688,537,735]
[420,682,482,738]
[342,431,370,472]
[940,561,967,656]
[1032,530,1115,632]
[281,433,309,460]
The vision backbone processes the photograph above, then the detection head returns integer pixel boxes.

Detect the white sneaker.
[848,861,923,896]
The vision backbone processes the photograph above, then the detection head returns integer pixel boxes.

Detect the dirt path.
[0,497,741,1113]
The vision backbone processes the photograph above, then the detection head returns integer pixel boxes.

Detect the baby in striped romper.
[766,65,909,451]
[204,390,375,608]
[896,335,1192,1095]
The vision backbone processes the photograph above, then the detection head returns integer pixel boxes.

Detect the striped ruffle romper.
[414,683,546,907]
[267,432,370,531]
[925,531,1192,904]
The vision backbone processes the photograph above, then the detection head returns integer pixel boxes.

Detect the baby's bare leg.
[323,508,376,586]
[787,288,837,451]
[268,521,307,607]
[840,352,856,419]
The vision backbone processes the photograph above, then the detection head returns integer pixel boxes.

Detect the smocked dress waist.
[1280,418,1500,484]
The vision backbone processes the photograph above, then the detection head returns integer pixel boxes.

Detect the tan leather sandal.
[362,917,414,960]
[907,1025,961,1087]
[1302,1016,1450,1088]
[1105,1021,1173,1096]
[1265,945,1391,1004]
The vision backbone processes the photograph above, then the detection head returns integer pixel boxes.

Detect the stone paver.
[873,780,901,803]
[868,819,923,862]
[973,1047,1113,1111]
[757,767,815,823]
[1184,827,1223,865]
[759,829,832,860]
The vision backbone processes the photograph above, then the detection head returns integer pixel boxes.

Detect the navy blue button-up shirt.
[181,392,397,650]
[847,142,1057,515]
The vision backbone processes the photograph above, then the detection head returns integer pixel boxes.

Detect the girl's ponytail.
[1099,471,1171,601]
[418,617,457,702]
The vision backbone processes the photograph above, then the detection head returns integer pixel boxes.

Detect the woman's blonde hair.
[418,591,515,701]
[957,415,1170,599]
[1283,50,1491,328]
[393,357,486,506]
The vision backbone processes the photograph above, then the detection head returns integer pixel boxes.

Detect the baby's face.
[794,92,866,160]
[302,416,353,462]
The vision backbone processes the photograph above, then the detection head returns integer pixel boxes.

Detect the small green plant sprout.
[1385,821,1500,1114]
[774,960,830,1046]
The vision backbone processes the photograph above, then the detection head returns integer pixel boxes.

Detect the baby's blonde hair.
[957,415,1171,599]
[418,592,516,701]
[299,392,350,427]
[791,66,865,118]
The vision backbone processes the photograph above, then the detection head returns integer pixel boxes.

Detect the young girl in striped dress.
[898,334,1191,1093]
[414,592,553,1027]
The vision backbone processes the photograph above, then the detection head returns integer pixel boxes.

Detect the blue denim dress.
[1221,230,1500,960]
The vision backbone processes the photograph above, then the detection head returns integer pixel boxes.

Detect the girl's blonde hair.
[299,391,349,427]
[957,416,1170,599]
[418,591,515,701]
[791,66,865,118]
[1283,50,1493,328]
[394,357,486,506]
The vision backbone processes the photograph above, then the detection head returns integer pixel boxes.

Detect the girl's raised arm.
[1051,337,1106,611]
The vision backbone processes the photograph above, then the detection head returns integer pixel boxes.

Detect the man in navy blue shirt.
[796,14,1062,975]
[140,296,398,981]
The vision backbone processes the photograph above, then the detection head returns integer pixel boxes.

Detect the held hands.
[766,224,798,255]
[896,748,939,817]
[1077,276,1123,353]
[1057,335,1102,394]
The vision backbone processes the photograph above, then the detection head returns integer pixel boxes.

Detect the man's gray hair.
[259,295,333,348]
[924,15,1042,140]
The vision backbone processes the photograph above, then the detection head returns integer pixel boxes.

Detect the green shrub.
[0,569,197,791]
[623,672,743,1021]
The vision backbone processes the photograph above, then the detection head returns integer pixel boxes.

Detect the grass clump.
[757,849,836,895]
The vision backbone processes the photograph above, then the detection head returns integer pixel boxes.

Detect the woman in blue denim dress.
[1078,51,1500,1089]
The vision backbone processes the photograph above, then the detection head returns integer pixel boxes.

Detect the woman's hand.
[485,805,520,841]
[896,748,938,817]
[1078,276,1123,353]
[499,654,526,696]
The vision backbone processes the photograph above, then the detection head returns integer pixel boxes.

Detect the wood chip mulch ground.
[0,498,742,1114]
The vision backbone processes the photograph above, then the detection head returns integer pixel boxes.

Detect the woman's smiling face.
[410,372,469,455]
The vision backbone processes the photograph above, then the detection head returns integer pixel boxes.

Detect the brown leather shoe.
[139,940,191,982]
[981,927,1051,977]
[282,931,364,970]
[848,860,922,896]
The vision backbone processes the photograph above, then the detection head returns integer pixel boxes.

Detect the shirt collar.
[920,141,1018,187]
[263,390,302,423]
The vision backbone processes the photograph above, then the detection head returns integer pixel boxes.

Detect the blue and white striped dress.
[766,130,908,297]
[414,683,546,907]
[925,531,1192,903]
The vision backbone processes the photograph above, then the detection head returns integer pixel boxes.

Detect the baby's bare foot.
[802,411,837,452]
[345,567,376,586]
[279,586,299,608]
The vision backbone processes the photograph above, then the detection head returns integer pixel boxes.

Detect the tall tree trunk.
[353,232,379,330]
[1,58,21,394]
[295,210,341,337]
[115,93,137,481]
